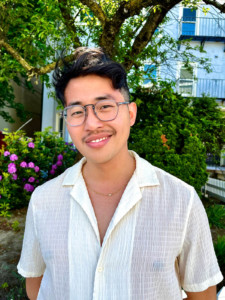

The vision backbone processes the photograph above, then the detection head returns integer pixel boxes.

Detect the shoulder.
[134,152,196,211]
[133,150,194,196]
[34,165,73,193]
[154,165,193,192]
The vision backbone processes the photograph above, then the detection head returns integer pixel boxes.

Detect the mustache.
[82,129,116,142]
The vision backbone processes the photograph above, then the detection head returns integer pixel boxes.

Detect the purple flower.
[28,177,35,183]
[12,174,17,180]
[52,164,57,170]
[8,163,17,174]
[34,166,40,172]
[0,195,1,199]
[50,169,55,175]
[4,151,10,156]
[10,154,18,161]
[24,183,34,192]
[20,161,27,168]
[56,160,62,166]
[28,142,35,148]
[0,175,2,181]
[28,162,35,168]
[36,179,39,183]
[57,154,63,161]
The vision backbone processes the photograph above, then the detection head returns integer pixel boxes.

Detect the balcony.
[178,78,225,99]
[196,79,225,99]
[179,17,225,43]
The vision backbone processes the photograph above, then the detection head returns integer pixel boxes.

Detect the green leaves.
[0,0,223,123]
[214,235,225,273]
[0,128,77,209]
[206,205,225,229]
[128,84,224,194]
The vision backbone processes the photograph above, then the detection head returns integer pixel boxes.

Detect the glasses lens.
[95,100,118,121]
[65,105,85,126]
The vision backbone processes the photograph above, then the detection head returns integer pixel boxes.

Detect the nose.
[83,105,103,131]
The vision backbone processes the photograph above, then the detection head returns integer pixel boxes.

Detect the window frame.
[177,62,197,97]
[179,6,200,36]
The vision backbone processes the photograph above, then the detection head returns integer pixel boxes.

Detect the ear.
[128,102,137,126]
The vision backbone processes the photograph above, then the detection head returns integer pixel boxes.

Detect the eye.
[72,110,83,115]
[69,107,84,117]
[99,104,113,110]
[97,101,116,112]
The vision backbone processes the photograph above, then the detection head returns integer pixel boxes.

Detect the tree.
[0,0,224,121]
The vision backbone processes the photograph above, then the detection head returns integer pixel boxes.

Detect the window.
[178,66,195,96]
[143,64,157,85]
[182,8,196,35]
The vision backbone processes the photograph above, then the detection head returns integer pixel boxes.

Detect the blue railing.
[180,17,225,37]
[196,79,225,99]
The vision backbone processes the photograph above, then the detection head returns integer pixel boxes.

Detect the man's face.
[64,74,137,165]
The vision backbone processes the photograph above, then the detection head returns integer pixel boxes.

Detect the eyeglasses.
[62,99,130,127]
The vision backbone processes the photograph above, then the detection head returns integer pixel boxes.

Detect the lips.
[89,137,108,143]
[84,132,113,148]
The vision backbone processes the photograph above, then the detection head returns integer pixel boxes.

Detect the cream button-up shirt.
[17,151,223,299]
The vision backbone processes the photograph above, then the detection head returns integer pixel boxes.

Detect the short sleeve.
[179,189,223,292]
[17,193,46,277]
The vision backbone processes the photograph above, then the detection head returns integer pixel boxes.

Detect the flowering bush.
[0,128,77,209]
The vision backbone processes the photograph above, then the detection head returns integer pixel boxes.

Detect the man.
[18,47,223,300]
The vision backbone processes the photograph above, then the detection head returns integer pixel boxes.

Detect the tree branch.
[0,40,33,72]
[36,53,75,76]
[203,0,225,13]
[99,0,180,58]
[0,39,76,79]
[121,0,162,17]
[99,0,155,57]
[124,6,171,70]
[58,0,81,48]
[79,0,106,25]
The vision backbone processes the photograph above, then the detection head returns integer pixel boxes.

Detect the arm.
[185,285,216,300]
[26,276,43,300]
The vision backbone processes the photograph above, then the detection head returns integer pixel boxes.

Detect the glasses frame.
[62,100,130,127]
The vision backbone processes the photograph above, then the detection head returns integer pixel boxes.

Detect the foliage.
[129,84,211,194]
[214,235,225,279]
[0,0,224,121]
[0,202,11,218]
[1,272,28,300]
[0,128,77,209]
[191,95,225,158]
[0,282,9,289]
[11,220,20,232]
[206,204,225,229]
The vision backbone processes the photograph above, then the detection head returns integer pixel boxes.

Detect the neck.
[82,150,135,191]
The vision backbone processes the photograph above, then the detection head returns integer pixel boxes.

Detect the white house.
[143,3,225,108]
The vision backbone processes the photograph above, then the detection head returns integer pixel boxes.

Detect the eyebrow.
[67,94,114,106]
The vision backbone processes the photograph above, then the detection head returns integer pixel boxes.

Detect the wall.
[0,78,43,137]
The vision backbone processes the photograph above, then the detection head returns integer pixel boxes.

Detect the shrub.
[214,235,225,283]
[206,204,225,229]
[129,85,208,194]
[0,128,77,209]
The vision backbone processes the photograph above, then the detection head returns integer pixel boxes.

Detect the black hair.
[53,47,129,106]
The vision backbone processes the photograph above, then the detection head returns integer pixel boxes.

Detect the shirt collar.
[130,151,160,187]
[62,151,160,188]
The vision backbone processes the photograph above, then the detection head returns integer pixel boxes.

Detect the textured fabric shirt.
[17,151,223,300]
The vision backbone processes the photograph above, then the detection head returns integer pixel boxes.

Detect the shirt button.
[97,266,103,272]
